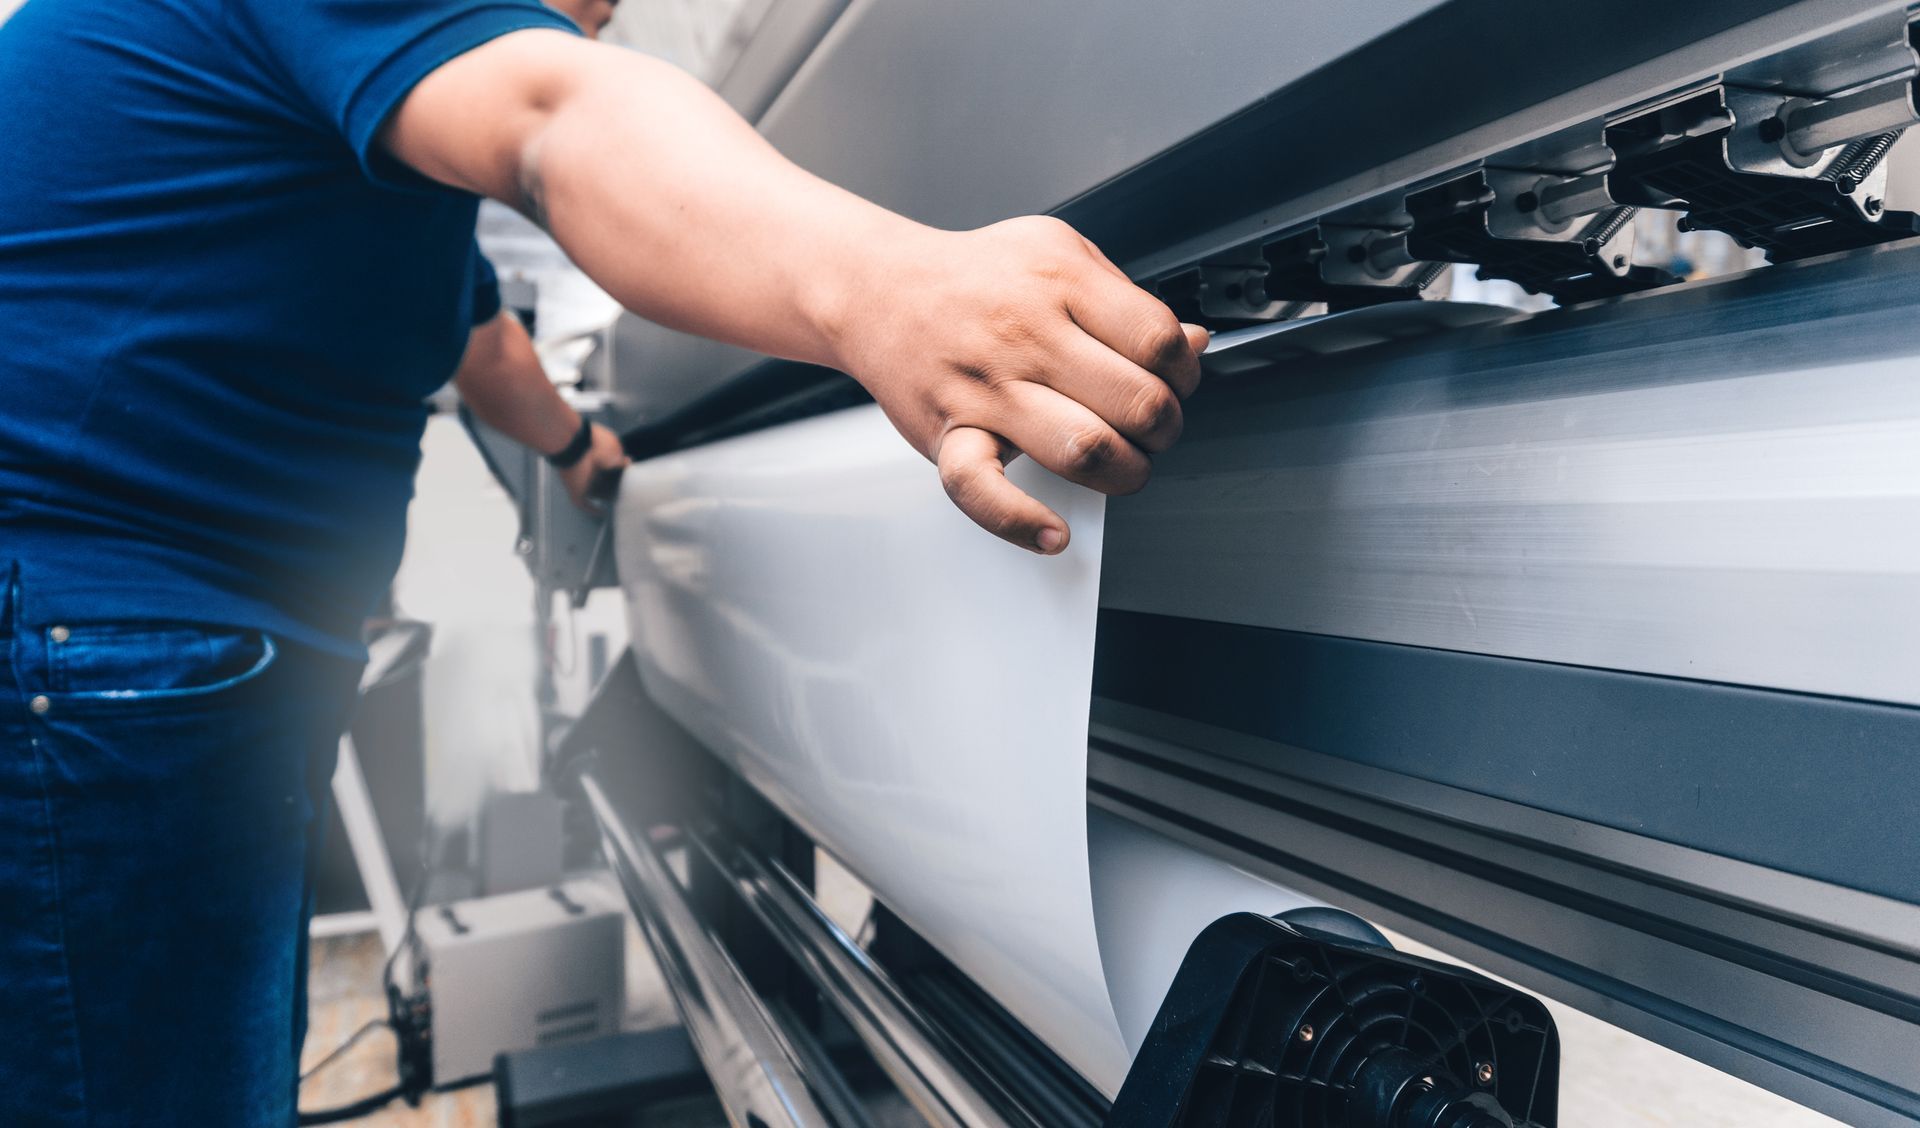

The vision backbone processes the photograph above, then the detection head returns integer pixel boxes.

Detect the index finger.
[1064,272,1206,400]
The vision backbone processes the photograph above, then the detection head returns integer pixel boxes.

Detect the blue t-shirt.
[472,248,505,327]
[0,0,577,657]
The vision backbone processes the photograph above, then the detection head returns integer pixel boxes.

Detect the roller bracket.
[1105,913,1558,1128]
[1255,227,1444,312]
[1406,169,1667,301]
[1608,82,1920,262]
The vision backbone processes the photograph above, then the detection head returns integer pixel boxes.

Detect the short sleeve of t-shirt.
[225,0,579,185]
[470,245,504,326]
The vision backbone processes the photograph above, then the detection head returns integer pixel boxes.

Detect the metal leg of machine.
[576,768,843,1128]
[686,823,1046,1128]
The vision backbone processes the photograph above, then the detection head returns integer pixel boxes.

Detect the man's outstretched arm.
[383,30,1206,554]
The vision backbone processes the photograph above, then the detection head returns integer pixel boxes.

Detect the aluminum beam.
[1086,699,1920,1128]
[1101,240,1920,707]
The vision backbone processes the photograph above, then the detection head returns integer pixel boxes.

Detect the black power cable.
[296,1083,405,1126]
[298,1016,389,1085]
[296,838,441,1125]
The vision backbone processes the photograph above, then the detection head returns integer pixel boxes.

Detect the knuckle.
[1014,216,1086,272]
[1059,426,1118,478]
[940,463,1019,535]
[1125,384,1183,445]
[1132,308,1189,369]
[1019,214,1077,243]
[938,459,978,504]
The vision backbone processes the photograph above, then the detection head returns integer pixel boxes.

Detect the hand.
[558,422,631,514]
[833,215,1209,555]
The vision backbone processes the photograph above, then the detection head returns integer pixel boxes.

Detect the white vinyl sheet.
[1088,807,1326,1056]
[613,403,1323,1094]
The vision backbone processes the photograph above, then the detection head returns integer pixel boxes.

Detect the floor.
[300,932,496,1128]
[300,927,917,1128]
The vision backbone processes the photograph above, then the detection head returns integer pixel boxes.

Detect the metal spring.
[1820,138,1872,182]
[1579,205,1638,257]
[1411,260,1451,291]
[1833,131,1900,193]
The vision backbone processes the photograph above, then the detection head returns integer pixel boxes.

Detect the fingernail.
[1036,527,1066,553]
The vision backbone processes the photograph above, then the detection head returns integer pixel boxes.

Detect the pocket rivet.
[48,626,69,644]
[28,695,51,715]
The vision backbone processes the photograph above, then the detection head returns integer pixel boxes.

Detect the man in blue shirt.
[0,0,1207,1122]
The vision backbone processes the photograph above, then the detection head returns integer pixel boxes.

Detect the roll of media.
[613,403,1331,1094]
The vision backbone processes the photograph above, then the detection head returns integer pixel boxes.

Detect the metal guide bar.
[578,769,843,1128]
[1083,700,1920,1128]
[1103,238,1920,713]
[685,824,1046,1128]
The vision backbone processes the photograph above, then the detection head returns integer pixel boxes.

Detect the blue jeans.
[0,575,363,1126]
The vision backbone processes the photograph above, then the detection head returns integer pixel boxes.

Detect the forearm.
[454,310,580,455]
[390,34,915,373]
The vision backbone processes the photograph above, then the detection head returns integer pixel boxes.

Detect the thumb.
[935,426,1070,554]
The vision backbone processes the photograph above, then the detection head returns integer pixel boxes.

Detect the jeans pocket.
[48,623,278,702]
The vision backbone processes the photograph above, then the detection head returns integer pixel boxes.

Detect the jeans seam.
[49,635,279,705]
[10,579,89,1122]
[27,733,91,1125]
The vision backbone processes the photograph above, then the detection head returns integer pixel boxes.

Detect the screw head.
[1758,116,1787,143]
[1865,196,1885,216]
[1296,1023,1315,1044]
[49,625,69,644]
[29,695,51,715]
[1475,1061,1496,1086]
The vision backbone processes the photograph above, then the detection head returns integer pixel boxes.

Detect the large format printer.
[497,3,1920,1125]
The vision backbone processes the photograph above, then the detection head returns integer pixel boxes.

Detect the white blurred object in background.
[394,418,543,829]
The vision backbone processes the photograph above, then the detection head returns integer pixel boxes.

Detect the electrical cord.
[296,838,440,1125]
[295,1083,406,1125]
[298,1016,389,1084]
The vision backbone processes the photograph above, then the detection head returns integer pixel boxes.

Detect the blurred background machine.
[418,880,625,1088]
